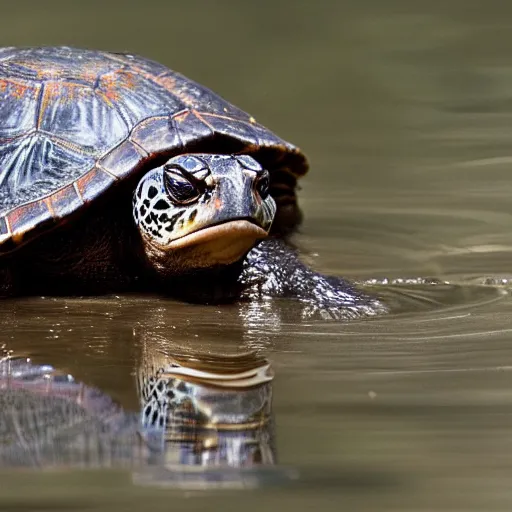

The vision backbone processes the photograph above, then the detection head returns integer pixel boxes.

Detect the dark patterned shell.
[0,46,307,252]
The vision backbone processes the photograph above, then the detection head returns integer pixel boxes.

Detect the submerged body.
[0,47,385,319]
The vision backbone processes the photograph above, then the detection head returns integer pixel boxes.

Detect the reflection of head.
[138,349,276,469]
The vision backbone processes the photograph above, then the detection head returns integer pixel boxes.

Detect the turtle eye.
[255,172,270,200]
[164,166,202,205]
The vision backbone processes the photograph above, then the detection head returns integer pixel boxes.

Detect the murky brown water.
[2,0,512,510]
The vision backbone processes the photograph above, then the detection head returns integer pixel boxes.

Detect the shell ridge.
[34,82,45,130]
[38,132,92,156]
[0,137,34,192]
[170,114,185,150]
[191,110,216,135]
[94,86,132,136]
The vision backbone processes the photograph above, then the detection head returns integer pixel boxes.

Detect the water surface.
[2,1,512,510]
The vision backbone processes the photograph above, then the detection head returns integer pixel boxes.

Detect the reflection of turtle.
[0,354,277,484]
[0,47,384,318]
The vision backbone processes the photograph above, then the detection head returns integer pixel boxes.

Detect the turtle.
[0,46,385,319]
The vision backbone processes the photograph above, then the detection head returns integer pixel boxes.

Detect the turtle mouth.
[165,219,268,266]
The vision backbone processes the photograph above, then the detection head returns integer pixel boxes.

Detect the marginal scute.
[197,112,259,147]
[131,116,180,154]
[48,183,84,219]
[7,199,54,242]
[171,110,215,147]
[0,216,9,244]
[99,140,146,179]
[75,167,116,203]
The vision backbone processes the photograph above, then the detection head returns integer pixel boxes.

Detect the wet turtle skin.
[0,47,386,319]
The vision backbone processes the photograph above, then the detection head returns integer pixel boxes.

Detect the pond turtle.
[0,47,385,319]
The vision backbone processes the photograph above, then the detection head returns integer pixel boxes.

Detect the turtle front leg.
[239,239,387,320]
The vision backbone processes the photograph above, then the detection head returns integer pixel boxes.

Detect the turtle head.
[133,154,276,274]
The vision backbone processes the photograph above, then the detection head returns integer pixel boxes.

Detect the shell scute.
[105,52,171,77]
[0,135,94,215]
[99,140,146,179]
[38,81,129,154]
[48,183,83,219]
[170,110,216,149]
[0,47,119,82]
[130,116,181,155]
[7,199,54,243]
[0,216,9,244]
[0,79,39,140]
[0,48,17,63]
[156,71,251,121]
[98,69,185,127]
[75,167,116,203]
[197,112,260,148]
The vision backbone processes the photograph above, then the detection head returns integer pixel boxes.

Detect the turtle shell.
[0,46,308,253]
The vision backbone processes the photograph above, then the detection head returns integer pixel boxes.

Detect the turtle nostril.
[256,173,270,200]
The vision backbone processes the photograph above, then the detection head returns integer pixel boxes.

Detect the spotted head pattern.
[133,154,276,272]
